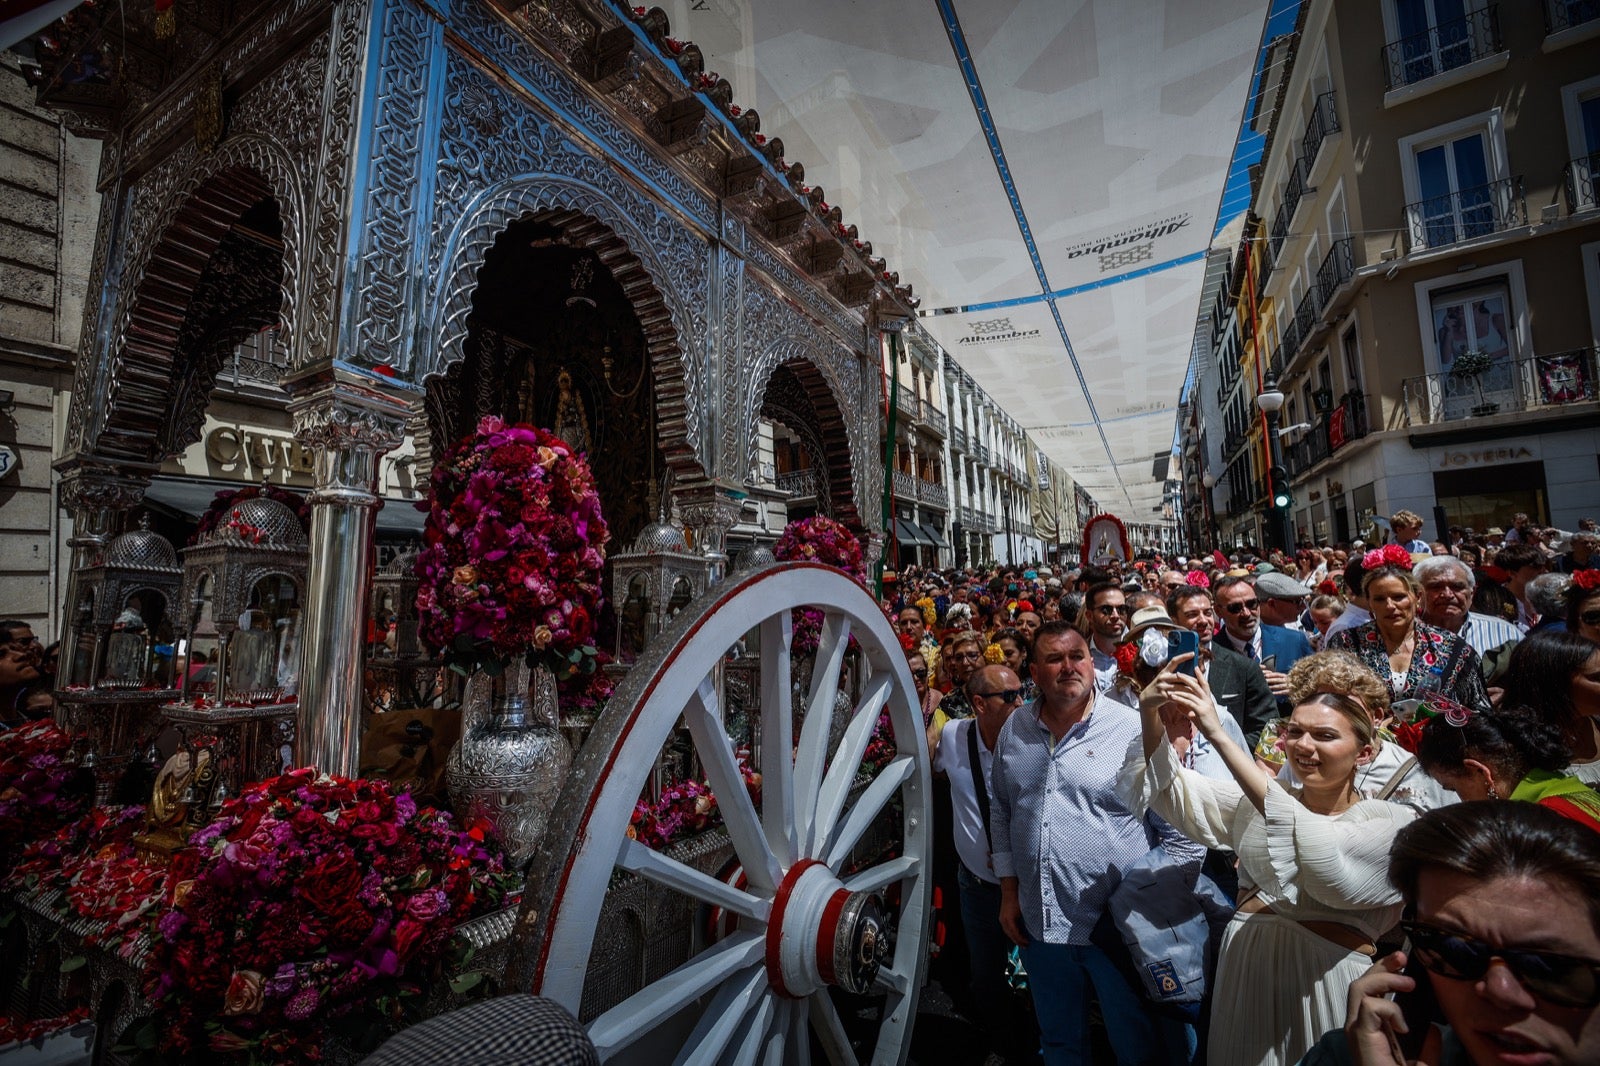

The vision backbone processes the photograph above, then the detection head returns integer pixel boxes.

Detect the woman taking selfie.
[1123,658,1415,1066]
[1326,562,1489,712]
[1336,801,1600,1065]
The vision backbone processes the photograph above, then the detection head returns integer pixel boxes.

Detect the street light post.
[1201,472,1220,554]
[1255,377,1295,553]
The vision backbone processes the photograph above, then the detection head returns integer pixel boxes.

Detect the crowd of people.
[882,508,1600,1065]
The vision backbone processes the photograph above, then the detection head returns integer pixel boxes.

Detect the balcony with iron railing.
[1285,392,1370,478]
[1383,6,1504,93]
[1269,202,1290,265]
[1406,177,1525,253]
[951,425,969,453]
[921,481,949,509]
[892,469,920,502]
[1566,153,1599,215]
[923,404,948,437]
[977,444,992,467]
[1403,349,1600,427]
[1283,156,1314,228]
[1294,286,1320,347]
[1299,92,1341,180]
[1315,238,1355,306]
[776,467,820,499]
[1544,0,1600,36]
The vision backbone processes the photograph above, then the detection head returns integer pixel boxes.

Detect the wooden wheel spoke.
[586,932,764,1056]
[794,613,851,836]
[843,854,920,895]
[685,676,782,892]
[617,838,770,923]
[790,996,812,1066]
[808,991,859,1066]
[760,611,797,867]
[824,755,914,868]
[872,962,912,996]
[763,1000,795,1066]
[806,674,891,856]
[730,993,778,1066]
[671,966,770,1066]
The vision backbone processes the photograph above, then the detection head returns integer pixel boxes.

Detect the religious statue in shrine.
[553,366,592,456]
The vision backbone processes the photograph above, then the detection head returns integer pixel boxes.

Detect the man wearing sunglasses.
[1082,581,1130,697]
[931,664,1034,1062]
[1214,576,1313,712]
[1329,801,1600,1066]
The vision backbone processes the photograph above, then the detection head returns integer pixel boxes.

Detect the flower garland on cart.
[0,719,95,866]
[771,515,867,654]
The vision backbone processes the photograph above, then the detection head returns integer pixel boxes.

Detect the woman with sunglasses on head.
[990,626,1037,704]
[1326,560,1490,714]
[1334,801,1600,1066]
[1498,629,1600,786]
[1123,654,1415,1066]
[1410,701,1600,833]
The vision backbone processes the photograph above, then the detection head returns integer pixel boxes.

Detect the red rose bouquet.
[415,416,610,682]
[0,720,95,866]
[142,770,514,1062]
[772,516,867,654]
[627,749,761,850]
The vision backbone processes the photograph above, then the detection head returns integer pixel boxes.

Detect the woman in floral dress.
[1326,562,1489,712]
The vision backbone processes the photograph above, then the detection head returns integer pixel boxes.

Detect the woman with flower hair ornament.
[1499,630,1600,786]
[1327,553,1489,713]
[1409,700,1600,833]
[1568,568,1600,645]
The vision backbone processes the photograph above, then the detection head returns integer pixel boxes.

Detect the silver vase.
[446,659,573,870]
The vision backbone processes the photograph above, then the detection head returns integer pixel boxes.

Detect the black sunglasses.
[1094,604,1131,616]
[1224,599,1260,615]
[974,688,1025,703]
[910,668,928,678]
[1582,609,1600,627]
[1401,919,1600,1009]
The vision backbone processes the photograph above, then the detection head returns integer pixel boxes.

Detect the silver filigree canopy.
[632,519,690,554]
[208,496,308,550]
[103,515,180,572]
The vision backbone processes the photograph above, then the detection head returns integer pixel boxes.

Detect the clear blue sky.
[1215,0,1305,235]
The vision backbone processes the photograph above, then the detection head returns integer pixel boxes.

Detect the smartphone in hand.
[1260,654,1277,671]
[1168,629,1200,675]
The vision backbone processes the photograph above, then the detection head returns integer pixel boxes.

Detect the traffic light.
[1269,466,1293,510]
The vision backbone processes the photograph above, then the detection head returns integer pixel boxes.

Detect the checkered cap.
[359,995,598,1066]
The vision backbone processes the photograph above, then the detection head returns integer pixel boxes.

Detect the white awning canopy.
[694,0,1273,517]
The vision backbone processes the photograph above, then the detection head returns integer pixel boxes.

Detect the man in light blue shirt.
[992,621,1193,1065]
[1416,555,1520,656]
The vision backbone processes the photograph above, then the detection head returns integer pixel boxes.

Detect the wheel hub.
[765,859,887,998]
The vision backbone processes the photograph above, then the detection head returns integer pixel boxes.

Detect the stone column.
[54,459,151,688]
[287,369,409,778]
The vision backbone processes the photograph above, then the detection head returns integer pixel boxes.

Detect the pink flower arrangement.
[0,720,94,866]
[773,517,867,655]
[415,416,610,682]
[1184,571,1211,589]
[628,749,761,850]
[6,805,162,959]
[1361,543,1414,572]
[142,770,515,1062]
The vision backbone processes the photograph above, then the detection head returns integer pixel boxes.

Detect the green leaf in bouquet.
[449,971,486,994]
[60,954,87,973]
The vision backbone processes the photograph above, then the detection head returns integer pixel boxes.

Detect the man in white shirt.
[1414,554,1520,656]
[1322,555,1373,645]
[931,664,1032,1060]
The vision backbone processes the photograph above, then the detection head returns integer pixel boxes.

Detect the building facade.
[1200,0,1600,547]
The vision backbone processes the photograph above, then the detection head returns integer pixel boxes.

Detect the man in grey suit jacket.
[1167,586,1277,748]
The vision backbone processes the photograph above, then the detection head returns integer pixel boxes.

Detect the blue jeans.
[1020,939,1177,1066]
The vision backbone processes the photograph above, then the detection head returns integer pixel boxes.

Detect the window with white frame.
[1398,110,1511,251]
[1561,75,1600,213]
[1383,0,1495,87]
[1414,263,1528,421]
[1340,323,1363,394]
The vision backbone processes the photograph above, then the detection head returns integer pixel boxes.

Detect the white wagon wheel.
[510,563,932,1064]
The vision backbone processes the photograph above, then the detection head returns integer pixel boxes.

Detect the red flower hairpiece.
[1573,570,1600,592]
[1184,571,1211,589]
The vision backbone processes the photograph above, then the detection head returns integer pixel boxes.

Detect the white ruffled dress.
[1121,741,1415,1066]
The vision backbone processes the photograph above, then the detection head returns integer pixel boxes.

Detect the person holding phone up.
[1120,656,1416,1066]
[1311,801,1600,1065]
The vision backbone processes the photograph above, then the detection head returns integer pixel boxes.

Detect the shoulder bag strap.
[965,720,993,854]
[1377,755,1419,800]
